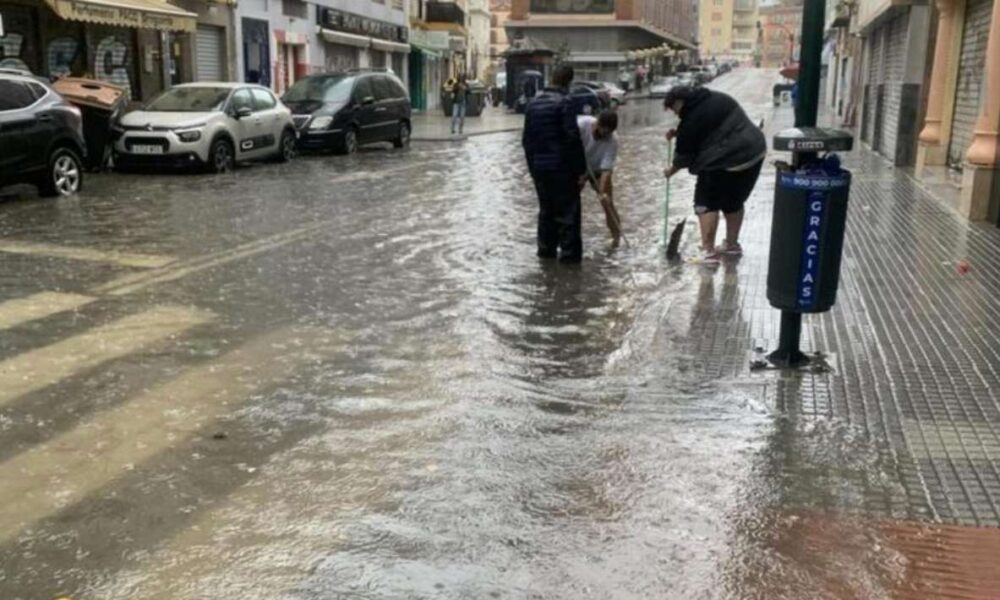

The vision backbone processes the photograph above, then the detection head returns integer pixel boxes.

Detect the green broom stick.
[663,140,673,246]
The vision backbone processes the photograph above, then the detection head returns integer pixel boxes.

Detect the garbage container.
[52,78,127,170]
[464,80,487,117]
[766,127,854,313]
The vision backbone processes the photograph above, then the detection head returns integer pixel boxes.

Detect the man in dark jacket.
[522,65,587,262]
[663,86,766,263]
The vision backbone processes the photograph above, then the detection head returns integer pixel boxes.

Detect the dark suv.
[0,71,87,197]
[284,70,411,154]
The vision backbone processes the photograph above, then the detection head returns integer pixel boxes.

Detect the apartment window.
[712,12,722,20]
[714,0,723,5]
[711,28,722,36]
[282,0,307,18]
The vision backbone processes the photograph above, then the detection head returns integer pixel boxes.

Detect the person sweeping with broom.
[578,110,624,247]
[662,86,766,264]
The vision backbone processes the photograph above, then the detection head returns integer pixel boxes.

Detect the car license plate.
[132,145,163,155]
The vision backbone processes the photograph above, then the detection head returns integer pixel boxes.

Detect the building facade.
[504,0,696,83]
[699,0,757,62]
[234,0,409,96]
[757,1,802,68]
[488,0,511,83]
[467,0,490,78]
[0,0,237,102]
[915,0,1000,221]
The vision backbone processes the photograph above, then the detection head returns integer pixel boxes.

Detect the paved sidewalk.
[685,101,1000,528]
[411,108,522,141]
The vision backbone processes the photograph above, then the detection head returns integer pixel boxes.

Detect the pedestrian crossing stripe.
[0,292,94,330]
[0,327,321,543]
[0,240,175,269]
[0,305,212,409]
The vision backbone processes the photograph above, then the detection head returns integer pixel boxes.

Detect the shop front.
[408,27,448,112]
[0,0,196,101]
[317,7,408,79]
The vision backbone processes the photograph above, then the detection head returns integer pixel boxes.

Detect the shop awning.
[410,43,442,59]
[320,28,371,48]
[371,38,410,54]
[45,0,197,31]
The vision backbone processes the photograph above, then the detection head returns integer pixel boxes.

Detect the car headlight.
[309,116,334,130]
[176,130,202,143]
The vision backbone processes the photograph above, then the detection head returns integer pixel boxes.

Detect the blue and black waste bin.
[765,127,853,365]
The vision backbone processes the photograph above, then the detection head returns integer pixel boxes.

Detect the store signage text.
[64,0,184,30]
[318,8,407,43]
[797,191,825,310]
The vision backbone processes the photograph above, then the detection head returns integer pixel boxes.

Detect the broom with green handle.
[663,138,685,260]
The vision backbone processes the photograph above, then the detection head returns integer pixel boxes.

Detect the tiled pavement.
[690,99,1000,527]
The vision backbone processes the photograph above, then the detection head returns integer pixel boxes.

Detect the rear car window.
[388,77,408,99]
[352,78,373,103]
[372,76,395,101]
[251,88,277,110]
[0,80,40,110]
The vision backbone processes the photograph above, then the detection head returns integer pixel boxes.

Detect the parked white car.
[601,82,627,106]
[113,83,297,173]
[649,76,680,98]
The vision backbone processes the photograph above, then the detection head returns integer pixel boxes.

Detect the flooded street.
[2,69,999,599]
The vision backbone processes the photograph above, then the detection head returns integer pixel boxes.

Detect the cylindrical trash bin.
[465,81,486,117]
[766,164,851,313]
[441,89,454,117]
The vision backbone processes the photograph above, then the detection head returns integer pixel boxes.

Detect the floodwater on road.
[0,70,987,599]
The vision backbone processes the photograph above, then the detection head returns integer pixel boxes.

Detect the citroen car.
[0,70,86,197]
[284,70,411,154]
[113,83,297,173]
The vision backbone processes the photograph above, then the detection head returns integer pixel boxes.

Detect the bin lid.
[52,78,126,110]
[773,127,854,153]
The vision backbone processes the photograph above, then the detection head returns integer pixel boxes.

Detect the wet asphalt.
[0,70,939,599]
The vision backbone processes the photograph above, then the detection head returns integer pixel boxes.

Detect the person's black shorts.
[693,160,763,215]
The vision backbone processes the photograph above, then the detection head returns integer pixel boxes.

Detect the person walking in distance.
[451,74,468,135]
[663,85,766,263]
[522,65,587,263]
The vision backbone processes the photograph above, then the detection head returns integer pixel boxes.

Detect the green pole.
[795,0,826,128]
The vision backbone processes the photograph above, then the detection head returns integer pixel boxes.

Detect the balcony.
[426,1,466,26]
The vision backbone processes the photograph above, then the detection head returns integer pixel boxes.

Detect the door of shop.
[948,0,992,169]
[196,24,225,81]
[241,18,270,87]
[408,50,425,111]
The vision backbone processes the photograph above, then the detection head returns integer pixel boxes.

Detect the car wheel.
[208,138,235,173]
[392,121,410,148]
[337,128,358,155]
[276,129,297,162]
[39,147,83,197]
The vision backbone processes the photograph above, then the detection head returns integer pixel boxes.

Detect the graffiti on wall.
[0,31,29,71]
[47,37,80,78]
[94,35,132,99]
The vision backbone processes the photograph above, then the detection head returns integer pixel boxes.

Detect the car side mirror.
[234,106,253,119]
[361,96,375,106]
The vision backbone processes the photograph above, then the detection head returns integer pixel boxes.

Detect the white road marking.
[91,221,330,296]
[0,305,212,409]
[0,327,322,543]
[0,240,175,268]
[0,291,95,330]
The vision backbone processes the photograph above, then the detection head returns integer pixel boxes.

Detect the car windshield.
[283,76,354,103]
[145,87,231,112]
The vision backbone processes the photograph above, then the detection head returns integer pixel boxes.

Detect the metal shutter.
[196,25,225,82]
[948,0,992,168]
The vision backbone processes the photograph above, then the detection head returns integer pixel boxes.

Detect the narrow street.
[2,69,1000,599]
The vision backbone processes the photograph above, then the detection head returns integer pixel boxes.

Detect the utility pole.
[795,0,826,128]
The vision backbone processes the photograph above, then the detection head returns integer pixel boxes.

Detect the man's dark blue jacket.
[521,87,586,177]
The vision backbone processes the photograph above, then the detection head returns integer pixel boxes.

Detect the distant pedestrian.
[634,68,644,93]
[451,74,468,135]
[662,86,766,263]
[618,67,630,94]
[578,111,623,246]
[522,64,588,262]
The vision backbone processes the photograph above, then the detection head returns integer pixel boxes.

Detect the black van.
[284,70,411,154]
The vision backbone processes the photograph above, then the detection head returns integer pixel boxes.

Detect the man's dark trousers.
[533,171,582,262]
